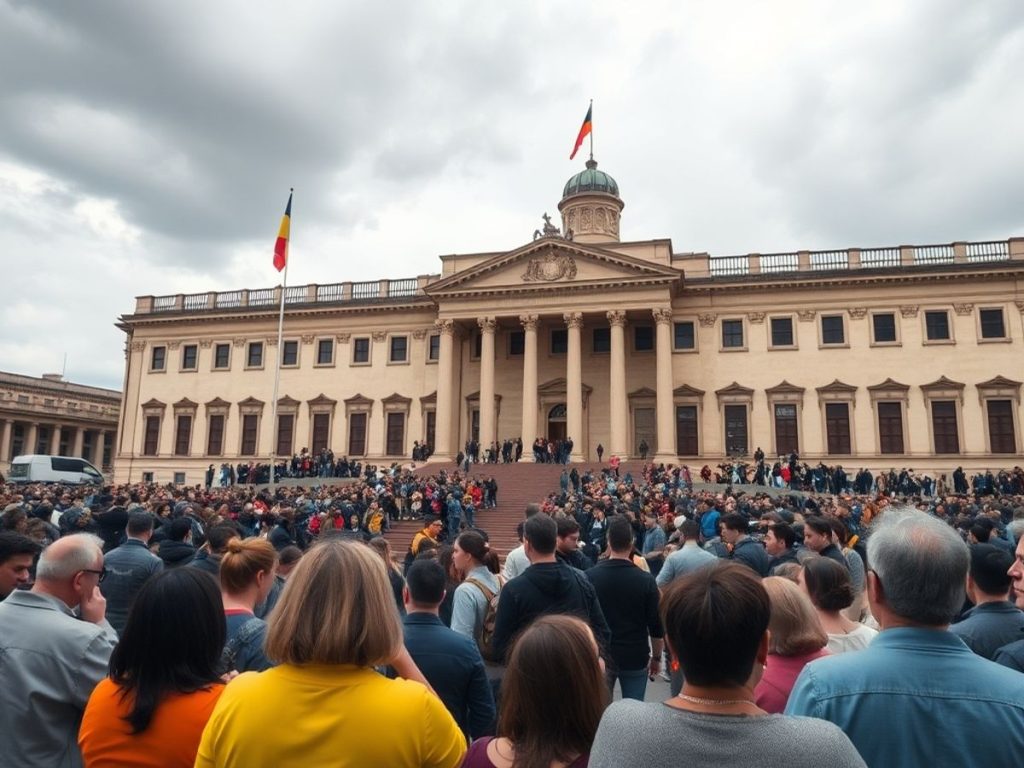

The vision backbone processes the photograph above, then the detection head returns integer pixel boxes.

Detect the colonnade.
[0,418,111,468]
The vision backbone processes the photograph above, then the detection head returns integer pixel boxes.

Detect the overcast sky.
[3,0,1023,390]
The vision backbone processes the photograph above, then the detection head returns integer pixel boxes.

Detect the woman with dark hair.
[436,543,461,626]
[801,557,878,654]
[462,614,608,768]
[79,568,227,767]
[450,530,502,649]
[589,562,865,768]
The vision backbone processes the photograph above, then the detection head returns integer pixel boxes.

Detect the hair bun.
[226,538,245,554]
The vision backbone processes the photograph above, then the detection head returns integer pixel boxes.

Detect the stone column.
[519,314,539,461]
[430,319,457,462]
[49,425,62,455]
[653,307,676,463]
[477,317,497,453]
[0,419,12,463]
[607,310,629,460]
[95,431,108,469]
[25,423,38,456]
[564,312,584,462]
[72,427,85,458]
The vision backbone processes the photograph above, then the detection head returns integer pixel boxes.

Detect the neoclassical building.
[114,159,1024,484]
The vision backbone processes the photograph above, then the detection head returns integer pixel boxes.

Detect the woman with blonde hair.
[754,576,830,713]
[196,538,466,768]
[219,537,278,673]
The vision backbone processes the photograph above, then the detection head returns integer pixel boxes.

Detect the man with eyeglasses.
[0,533,117,768]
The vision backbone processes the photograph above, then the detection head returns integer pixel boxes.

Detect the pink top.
[754,648,830,714]
[462,737,589,768]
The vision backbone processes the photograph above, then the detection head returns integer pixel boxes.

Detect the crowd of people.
[3,453,1024,767]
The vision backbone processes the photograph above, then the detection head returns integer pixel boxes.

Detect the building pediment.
[815,380,858,394]
[921,375,965,391]
[715,382,754,397]
[307,393,338,406]
[382,392,413,406]
[673,384,706,398]
[765,380,805,395]
[867,378,910,392]
[424,239,681,299]
[977,375,1023,390]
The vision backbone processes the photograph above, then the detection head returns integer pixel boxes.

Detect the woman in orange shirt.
[79,567,227,768]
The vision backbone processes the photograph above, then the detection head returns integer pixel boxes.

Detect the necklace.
[676,693,754,706]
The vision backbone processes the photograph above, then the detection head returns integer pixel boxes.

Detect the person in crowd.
[640,512,667,574]
[586,515,664,701]
[589,562,864,767]
[995,533,1024,670]
[368,536,406,616]
[195,538,466,768]
[219,537,278,673]
[255,543,302,619]
[719,512,770,576]
[754,576,830,713]
[190,523,240,578]
[406,517,444,573]
[491,514,611,663]
[802,517,848,568]
[656,519,716,588]
[800,557,878,654]
[100,510,163,635]
[764,522,800,574]
[0,530,40,598]
[555,516,593,571]
[950,543,1024,659]
[787,508,1024,767]
[462,615,609,768]
[502,504,541,581]
[399,559,495,739]
[450,530,503,655]
[0,534,119,768]
[157,517,197,568]
[78,568,227,768]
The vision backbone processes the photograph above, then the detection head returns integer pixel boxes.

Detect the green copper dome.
[562,159,620,199]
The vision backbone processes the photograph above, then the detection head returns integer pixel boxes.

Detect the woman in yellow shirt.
[195,538,466,768]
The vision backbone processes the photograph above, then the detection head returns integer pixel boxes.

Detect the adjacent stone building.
[114,159,1024,484]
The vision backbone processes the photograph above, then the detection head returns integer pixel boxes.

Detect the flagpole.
[588,99,594,161]
[268,188,292,498]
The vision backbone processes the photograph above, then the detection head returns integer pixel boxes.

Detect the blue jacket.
[786,627,1024,768]
[101,538,163,635]
[399,612,495,738]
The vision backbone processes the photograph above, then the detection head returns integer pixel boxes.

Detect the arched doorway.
[547,404,567,442]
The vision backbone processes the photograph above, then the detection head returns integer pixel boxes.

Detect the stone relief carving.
[265,337,279,347]
[953,303,974,316]
[336,333,351,343]
[435,319,456,336]
[652,308,673,325]
[167,341,181,350]
[899,305,919,318]
[371,331,387,342]
[301,335,315,345]
[477,317,497,333]
[519,314,538,331]
[412,329,427,340]
[848,308,868,320]
[581,208,593,231]
[522,251,578,282]
[698,313,717,328]
[606,310,627,327]
[130,341,146,352]
[1016,301,1024,314]
[797,310,817,322]
[563,312,584,329]
[747,312,766,324]
[199,339,213,349]
[233,337,247,348]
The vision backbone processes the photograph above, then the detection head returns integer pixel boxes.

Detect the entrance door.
[633,407,656,456]
[547,404,567,442]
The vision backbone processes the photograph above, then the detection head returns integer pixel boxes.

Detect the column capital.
[477,317,497,333]
[606,310,627,327]
[434,318,456,336]
[563,311,584,329]
[652,307,673,325]
[519,314,539,331]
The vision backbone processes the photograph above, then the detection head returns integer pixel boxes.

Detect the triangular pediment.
[715,382,754,397]
[977,375,1023,390]
[673,384,706,398]
[921,375,965,391]
[141,398,166,410]
[307,393,337,406]
[420,391,437,405]
[344,393,374,406]
[537,377,594,397]
[277,395,301,408]
[205,397,232,409]
[867,378,910,392]
[382,392,413,406]
[815,380,858,394]
[237,396,265,408]
[628,387,657,399]
[765,380,805,395]
[425,239,681,298]
[173,397,199,410]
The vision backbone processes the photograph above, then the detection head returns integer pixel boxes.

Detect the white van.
[7,455,105,485]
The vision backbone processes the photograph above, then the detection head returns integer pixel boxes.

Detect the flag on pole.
[273,191,292,272]
[569,104,593,160]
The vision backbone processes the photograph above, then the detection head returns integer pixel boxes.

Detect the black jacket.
[731,537,771,577]
[157,539,196,568]
[586,559,663,671]
[768,548,800,575]
[491,561,610,663]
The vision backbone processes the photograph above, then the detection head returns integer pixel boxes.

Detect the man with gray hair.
[786,507,1024,767]
[0,534,118,768]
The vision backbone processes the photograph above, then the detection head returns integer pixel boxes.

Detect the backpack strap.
[464,577,495,602]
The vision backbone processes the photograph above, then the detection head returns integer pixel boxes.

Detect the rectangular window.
[281,340,299,366]
[207,414,225,456]
[247,341,264,367]
[773,404,798,455]
[428,334,440,361]
[674,321,695,350]
[592,327,610,353]
[722,319,744,349]
[277,414,294,456]
[241,414,259,456]
[509,330,525,356]
[925,311,951,341]
[213,343,230,369]
[676,405,698,455]
[770,317,794,347]
[353,338,370,364]
[141,472,154,484]
[386,413,405,455]
[872,313,897,343]
[724,404,748,455]
[988,399,1016,454]
[634,326,654,351]
[825,403,851,454]
[348,412,367,456]
[150,346,166,371]
[143,416,160,456]
[932,401,960,454]
[317,339,334,365]
[390,336,408,363]
[173,472,186,485]
[821,315,845,345]
[551,329,568,354]
[312,413,331,453]
[426,411,436,450]
[174,415,192,456]
[878,402,904,454]
[980,308,1006,339]
[181,344,198,370]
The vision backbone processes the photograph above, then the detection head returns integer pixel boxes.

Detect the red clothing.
[462,737,588,768]
[754,648,830,714]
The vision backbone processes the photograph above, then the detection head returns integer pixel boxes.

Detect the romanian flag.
[569,104,592,160]
[273,191,292,272]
